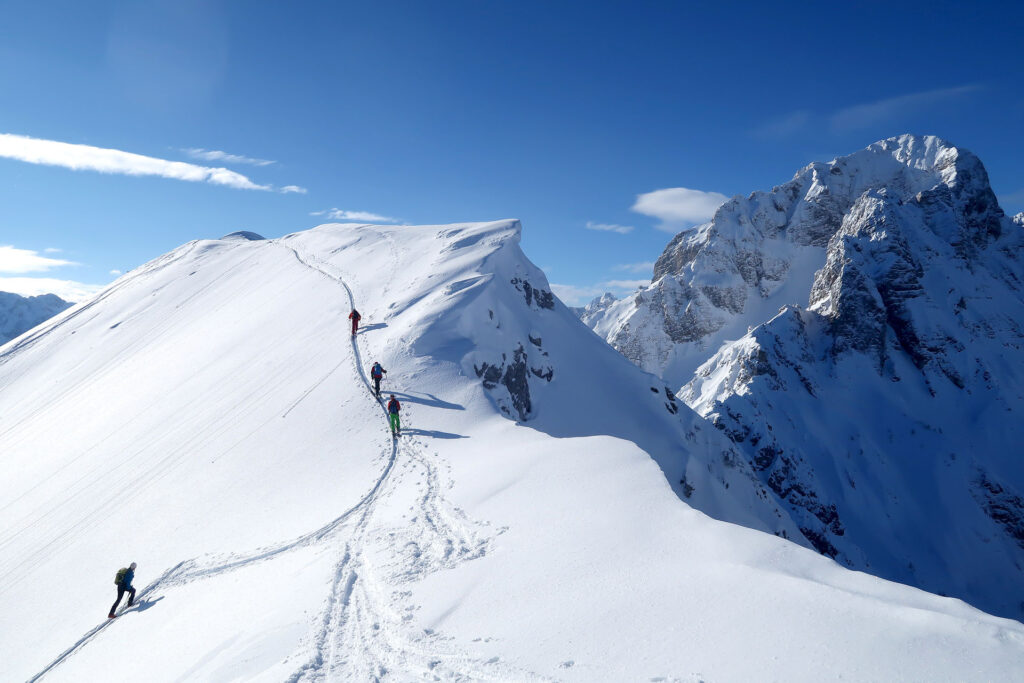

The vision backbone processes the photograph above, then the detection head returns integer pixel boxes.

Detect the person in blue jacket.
[108,562,136,618]
[370,362,387,397]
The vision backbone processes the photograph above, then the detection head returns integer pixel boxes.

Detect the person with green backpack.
[108,562,137,618]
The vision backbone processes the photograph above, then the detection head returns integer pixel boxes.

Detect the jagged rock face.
[578,292,617,325]
[0,292,72,346]
[676,136,1024,619]
[588,135,1010,389]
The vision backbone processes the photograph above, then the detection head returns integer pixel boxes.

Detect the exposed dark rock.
[475,343,553,421]
[973,472,1024,550]
[511,278,555,310]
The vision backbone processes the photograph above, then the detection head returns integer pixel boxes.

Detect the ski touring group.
[105,307,405,619]
[371,358,401,437]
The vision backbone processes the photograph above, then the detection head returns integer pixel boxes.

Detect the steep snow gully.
[26,240,516,682]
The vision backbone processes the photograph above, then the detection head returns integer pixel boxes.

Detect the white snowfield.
[1,220,1022,682]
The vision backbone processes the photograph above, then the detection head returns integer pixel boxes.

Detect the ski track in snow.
[28,240,533,682]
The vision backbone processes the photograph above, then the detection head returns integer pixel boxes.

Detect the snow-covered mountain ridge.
[584,135,1024,619]
[2,219,1023,680]
[0,291,71,346]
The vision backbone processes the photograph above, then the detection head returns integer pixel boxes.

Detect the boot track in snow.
[29,241,531,682]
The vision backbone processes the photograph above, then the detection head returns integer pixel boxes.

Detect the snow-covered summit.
[3,218,1023,681]
[593,134,1008,387]
[220,230,265,240]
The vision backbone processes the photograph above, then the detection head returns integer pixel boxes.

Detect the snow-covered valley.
[3,219,1024,681]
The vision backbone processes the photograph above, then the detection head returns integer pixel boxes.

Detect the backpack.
[371,364,382,378]
[115,567,128,585]
[388,399,400,414]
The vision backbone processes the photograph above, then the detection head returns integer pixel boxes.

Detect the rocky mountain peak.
[592,135,1015,388]
[582,136,1024,618]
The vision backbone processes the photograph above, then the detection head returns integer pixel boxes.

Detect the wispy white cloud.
[43,247,62,254]
[109,269,123,276]
[829,84,982,131]
[613,261,655,274]
[752,85,982,139]
[280,185,307,194]
[585,221,634,234]
[182,148,275,166]
[0,245,77,273]
[311,208,400,223]
[550,278,650,307]
[550,284,603,307]
[632,187,729,232]
[0,133,272,190]
[603,279,649,290]
[0,276,105,302]
[751,110,812,139]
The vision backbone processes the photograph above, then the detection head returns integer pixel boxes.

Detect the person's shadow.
[131,595,165,613]
[388,391,464,411]
[357,323,387,334]
[402,428,468,439]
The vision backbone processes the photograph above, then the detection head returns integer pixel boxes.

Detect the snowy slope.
[2,220,1023,681]
[0,291,71,346]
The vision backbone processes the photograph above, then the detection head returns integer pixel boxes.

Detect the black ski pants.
[373,376,382,395]
[110,586,135,615]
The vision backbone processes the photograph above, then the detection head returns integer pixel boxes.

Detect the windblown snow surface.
[2,220,1023,681]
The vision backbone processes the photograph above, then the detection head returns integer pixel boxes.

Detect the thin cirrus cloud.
[752,110,812,139]
[585,221,634,234]
[631,187,729,232]
[182,148,275,166]
[613,261,655,274]
[0,245,77,273]
[280,185,308,194]
[0,276,105,302]
[0,132,286,191]
[311,208,400,223]
[754,84,983,138]
[829,84,982,131]
[0,245,101,302]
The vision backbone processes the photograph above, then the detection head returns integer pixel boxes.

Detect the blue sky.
[0,0,1021,305]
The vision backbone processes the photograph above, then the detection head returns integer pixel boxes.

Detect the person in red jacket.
[348,309,361,336]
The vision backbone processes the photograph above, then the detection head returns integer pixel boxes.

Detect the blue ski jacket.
[120,568,134,590]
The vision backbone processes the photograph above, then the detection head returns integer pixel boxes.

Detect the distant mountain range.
[0,291,72,346]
